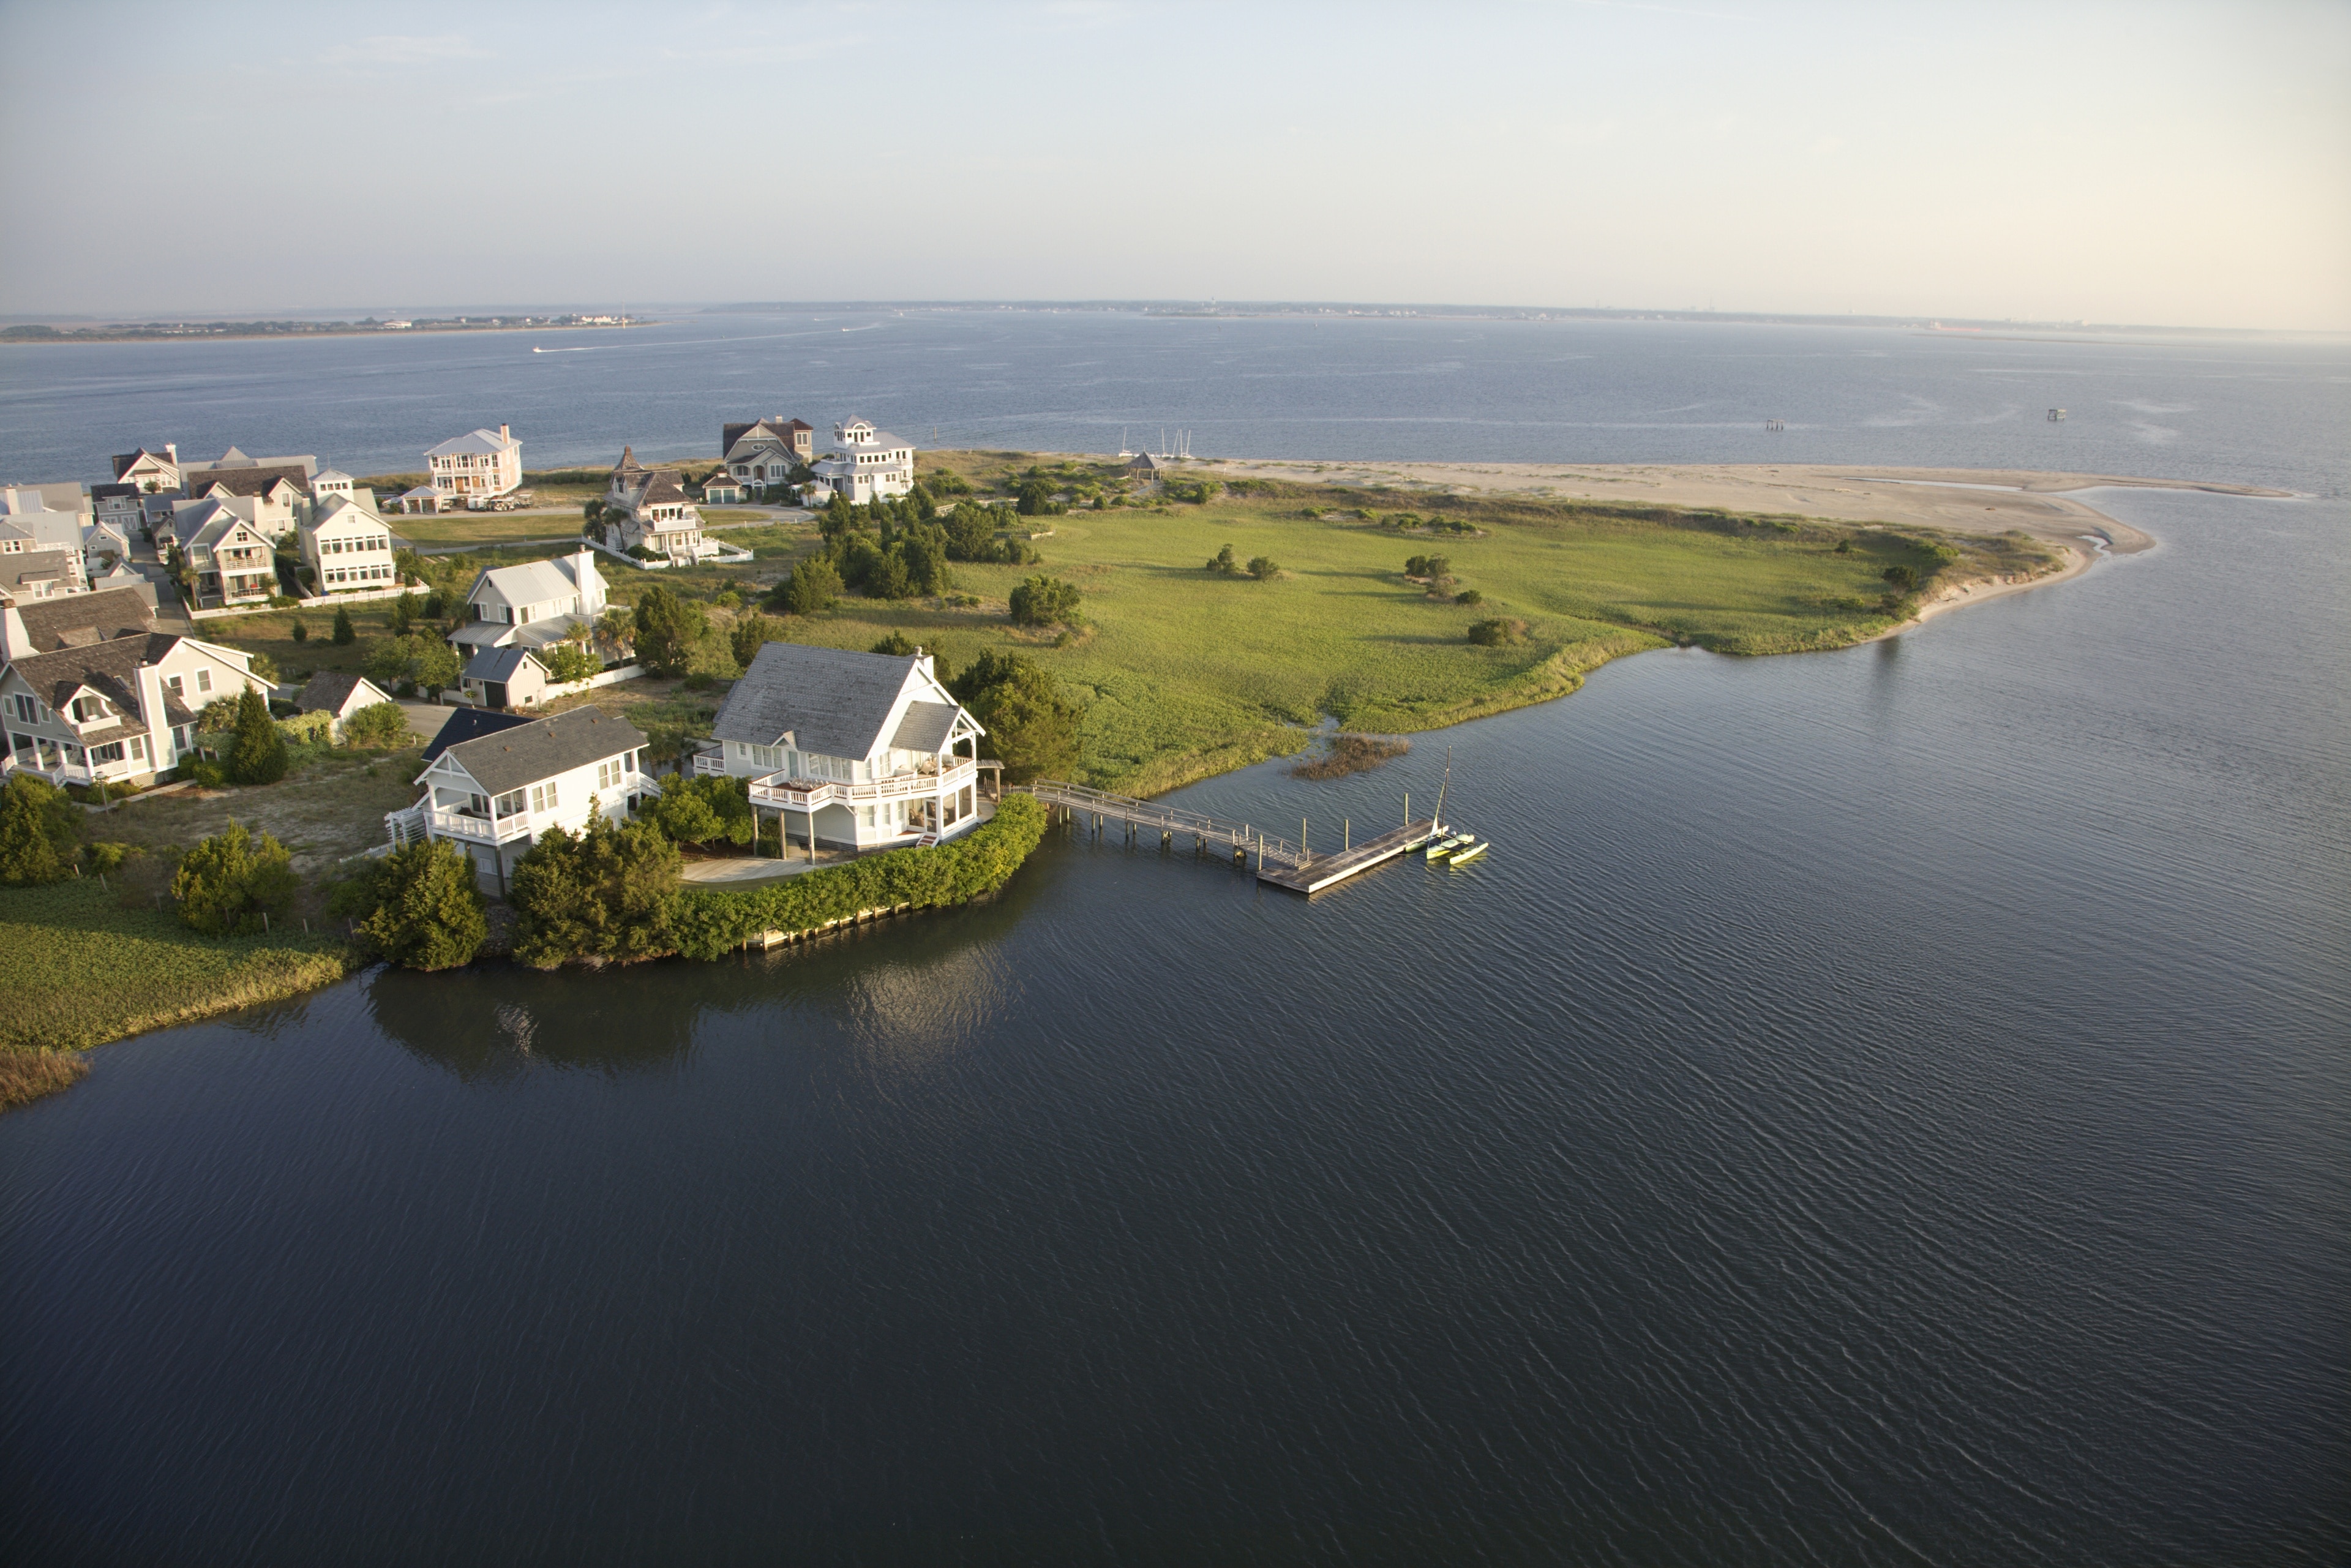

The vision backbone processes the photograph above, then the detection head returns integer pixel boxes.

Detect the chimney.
[0,604,28,661]
[136,662,169,758]
[500,423,511,443]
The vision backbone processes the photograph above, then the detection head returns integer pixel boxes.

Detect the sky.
[2,0,2347,331]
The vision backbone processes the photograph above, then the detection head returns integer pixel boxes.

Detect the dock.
[1023,780,1444,896]
[1254,819,1437,894]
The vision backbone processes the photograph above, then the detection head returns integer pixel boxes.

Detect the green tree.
[645,774,754,849]
[510,813,683,968]
[781,555,842,616]
[290,617,309,643]
[1016,479,1056,516]
[950,650,1082,784]
[171,822,299,936]
[389,591,419,636]
[1247,555,1279,580]
[364,633,423,688]
[541,642,600,683]
[342,700,410,749]
[1883,563,1918,591]
[337,838,487,969]
[331,606,356,645]
[870,631,918,656]
[416,639,460,700]
[227,686,288,785]
[1467,617,1528,647]
[1206,542,1239,574]
[1008,574,1082,628]
[633,583,705,677]
[0,774,78,885]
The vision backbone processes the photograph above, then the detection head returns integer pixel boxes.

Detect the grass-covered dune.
[749,465,2057,794]
[0,879,353,1057]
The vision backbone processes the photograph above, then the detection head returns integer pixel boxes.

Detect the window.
[10,694,35,723]
[195,669,212,694]
[493,789,526,817]
[530,780,558,814]
[165,673,182,696]
[72,696,102,722]
[130,735,146,762]
[91,741,124,765]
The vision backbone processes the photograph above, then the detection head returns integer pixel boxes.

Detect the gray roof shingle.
[10,587,154,651]
[713,642,930,760]
[439,705,645,797]
[889,700,961,754]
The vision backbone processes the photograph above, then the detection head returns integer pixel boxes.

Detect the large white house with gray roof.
[804,419,914,506]
[405,704,653,893]
[706,642,992,851]
[452,548,609,655]
[426,424,522,506]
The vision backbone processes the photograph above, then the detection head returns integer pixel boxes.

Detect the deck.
[1254,820,1437,894]
[1022,780,1445,896]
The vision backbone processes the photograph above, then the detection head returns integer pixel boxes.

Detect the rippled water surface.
[1,321,2346,1564]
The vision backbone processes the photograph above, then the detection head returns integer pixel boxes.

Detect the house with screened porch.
[703,642,996,852]
[400,705,654,894]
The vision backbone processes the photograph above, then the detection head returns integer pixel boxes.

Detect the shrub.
[1247,555,1279,580]
[1008,574,1082,628]
[275,710,336,748]
[290,618,309,643]
[189,759,227,789]
[342,700,410,749]
[334,839,486,970]
[331,607,355,645]
[1406,553,1452,581]
[227,687,289,785]
[1834,539,1853,555]
[509,813,683,969]
[950,650,1082,784]
[0,775,80,886]
[1206,543,1239,574]
[82,841,137,876]
[1883,564,1918,591]
[1467,617,1529,647]
[870,631,918,656]
[670,794,1048,961]
[633,583,706,677]
[779,555,841,616]
[171,823,299,936]
[1455,588,1484,606]
[247,651,280,684]
[541,642,601,683]
[727,613,780,670]
[645,774,754,849]
[389,591,419,636]
[1015,479,1057,516]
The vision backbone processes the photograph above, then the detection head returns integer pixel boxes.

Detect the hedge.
[671,793,1046,961]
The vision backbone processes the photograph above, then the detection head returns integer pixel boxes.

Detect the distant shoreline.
[0,321,658,347]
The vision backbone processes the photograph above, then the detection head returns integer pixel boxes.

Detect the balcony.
[748,759,978,811]
[425,806,536,846]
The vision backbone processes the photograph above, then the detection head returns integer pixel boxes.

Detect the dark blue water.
[2,320,2346,1564]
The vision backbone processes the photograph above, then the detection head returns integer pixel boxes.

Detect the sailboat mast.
[1431,747,1451,834]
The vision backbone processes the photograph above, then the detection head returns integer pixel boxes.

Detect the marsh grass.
[0,1049,89,1112]
[1291,734,1412,780]
[0,879,353,1053]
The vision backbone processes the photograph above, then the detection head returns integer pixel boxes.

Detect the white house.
[167,497,279,608]
[706,642,992,852]
[89,481,146,541]
[601,447,711,561]
[109,445,182,495]
[310,469,359,508]
[407,705,653,893]
[2,588,269,787]
[460,645,551,711]
[0,487,92,594]
[804,419,915,506]
[426,424,522,506]
[451,548,609,656]
[300,493,400,593]
[181,446,318,484]
[183,466,309,540]
[293,670,397,739]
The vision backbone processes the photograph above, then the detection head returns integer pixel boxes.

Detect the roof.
[10,587,155,651]
[295,670,392,716]
[313,468,354,486]
[637,471,689,508]
[306,493,384,533]
[419,705,536,763]
[462,645,546,683]
[426,428,519,459]
[436,705,646,796]
[449,613,594,653]
[1,552,71,594]
[187,465,309,500]
[889,700,961,754]
[185,450,317,478]
[713,641,948,760]
[1,482,89,514]
[1127,452,1164,470]
[111,448,176,479]
[467,552,599,611]
[610,445,644,476]
[90,482,141,500]
[399,485,441,500]
[3,630,203,731]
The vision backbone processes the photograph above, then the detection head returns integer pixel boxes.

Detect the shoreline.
[1,321,658,348]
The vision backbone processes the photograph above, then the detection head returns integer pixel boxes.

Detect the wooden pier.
[1254,819,1437,895]
[1022,780,1441,895]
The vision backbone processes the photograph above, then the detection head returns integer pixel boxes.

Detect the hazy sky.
[4,0,2346,329]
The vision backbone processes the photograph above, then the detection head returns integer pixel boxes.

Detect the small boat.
[1446,838,1488,865]
[1425,835,1463,861]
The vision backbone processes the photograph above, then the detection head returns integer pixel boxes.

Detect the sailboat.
[1424,748,1458,858]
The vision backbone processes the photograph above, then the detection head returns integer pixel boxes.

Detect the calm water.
[2,320,2346,1564]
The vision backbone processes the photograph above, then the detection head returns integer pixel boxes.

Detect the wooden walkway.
[1022,780,1441,895]
[1255,819,1437,895]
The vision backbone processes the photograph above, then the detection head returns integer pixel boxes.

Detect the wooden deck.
[1255,820,1436,894]
[1025,779,1308,869]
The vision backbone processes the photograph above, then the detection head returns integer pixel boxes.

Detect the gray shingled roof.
[4,631,203,732]
[11,587,154,651]
[187,466,309,500]
[419,707,536,763]
[295,670,392,716]
[890,700,961,754]
[462,645,544,683]
[713,642,928,760]
[439,705,645,797]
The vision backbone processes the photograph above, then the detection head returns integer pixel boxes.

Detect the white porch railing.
[425,806,536,845]
[747,759,978,811]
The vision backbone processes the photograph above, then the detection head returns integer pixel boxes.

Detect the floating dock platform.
[1254,820,1437,894]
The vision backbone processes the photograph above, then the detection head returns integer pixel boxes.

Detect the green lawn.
[0,879,353,1053]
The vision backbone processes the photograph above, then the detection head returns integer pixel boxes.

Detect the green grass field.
[0,879,353,1054]
[703,476,2012,792]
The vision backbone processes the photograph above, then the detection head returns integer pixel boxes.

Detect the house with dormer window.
[183,466,310,541]
[720,417,814,496]
[803,418,915,506]
[705,641,994,852]
[601,447,712,561]
[403,705,653,893]
[450,548,609,657]
[167,497,279,607]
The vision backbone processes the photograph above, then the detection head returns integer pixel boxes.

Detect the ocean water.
[1,317,2345,1565]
